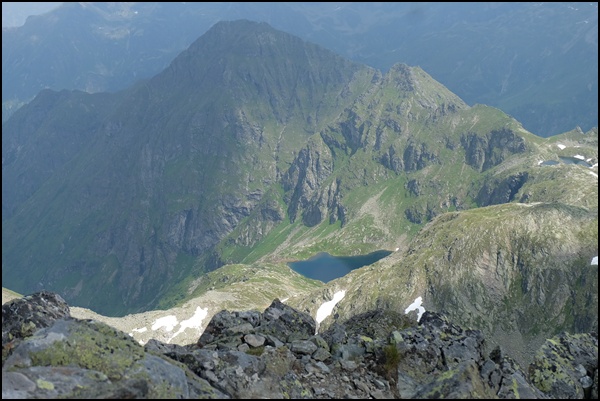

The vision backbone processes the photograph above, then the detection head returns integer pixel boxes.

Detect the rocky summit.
[2,291,597,399]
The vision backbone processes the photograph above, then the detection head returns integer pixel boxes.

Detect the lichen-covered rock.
[2,318,226,399]
[388,312,547,399]
[197,309,260,348]
[2,291,71,365]
[529,332,598,399]
[412,360,496,398]
[198,298,317,350]
[493,352,547,399]
[3,291,598,399]
[2,367,151,399]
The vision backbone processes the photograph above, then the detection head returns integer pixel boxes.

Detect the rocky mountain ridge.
[3,3,597,136]
[2,291,598,399]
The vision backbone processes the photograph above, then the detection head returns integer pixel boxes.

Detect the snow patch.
[151,315,178,332]
[574,154,585,160]
[167,306,209,343]
[315,290,346,333]
[592,256,598,265]
[557,143,566,150]
[129,326,148,337]
[404,296,426,322]
[179,307,209,331]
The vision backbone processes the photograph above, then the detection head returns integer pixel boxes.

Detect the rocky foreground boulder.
[2,292,598,399]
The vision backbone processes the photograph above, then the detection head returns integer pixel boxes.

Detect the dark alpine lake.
[541,157,592,167]
[559,156,592,167]
[288,250,393,283]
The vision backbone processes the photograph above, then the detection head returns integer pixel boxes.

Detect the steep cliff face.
[476,172,530,206]
[282,136,336,226]
[219,65,547,264]
[461,128,527,172]
[1,89,115,219]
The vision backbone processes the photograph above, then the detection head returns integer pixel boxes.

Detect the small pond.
[558,156,592,167]
[540,160,560,166]
[541,157,592,167]
[288,250,392,283]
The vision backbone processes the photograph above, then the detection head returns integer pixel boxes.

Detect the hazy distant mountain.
[2,2,597,136]
[2,20,597,365]
[1,2,62,27]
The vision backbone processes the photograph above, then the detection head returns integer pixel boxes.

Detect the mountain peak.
[152,19,373,125]
[188,19,281,51]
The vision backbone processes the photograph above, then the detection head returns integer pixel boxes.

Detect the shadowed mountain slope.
[2,20,375,315]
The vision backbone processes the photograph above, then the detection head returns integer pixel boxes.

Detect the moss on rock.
[29,320,144,381]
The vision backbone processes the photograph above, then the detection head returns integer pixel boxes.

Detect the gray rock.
[2,291,71,364]
[3,292,597,400]
[413,360,496,398]
[237,343,250,353]
[2,318,226,399]
[291,340,317,355]
[529,332,598,399]
[198,310,258,347]
[340,359,358,371]
[264,334,284,348]
[244,333,265,348]
[259,299,317,341]
[312,347,331,362]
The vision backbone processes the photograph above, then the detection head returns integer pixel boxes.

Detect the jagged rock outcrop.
[2,293,226,398]
[282,137,339,227]
[228,197,286,248]
[381,144,405,173]
[461,128,527,172]
[2,291,70,365]
[378,141,440,173]
[476,172,530,206]
[404,202,440,224]
[529,332,599,399]
[402,141,439,172]
[2,292,598,399]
